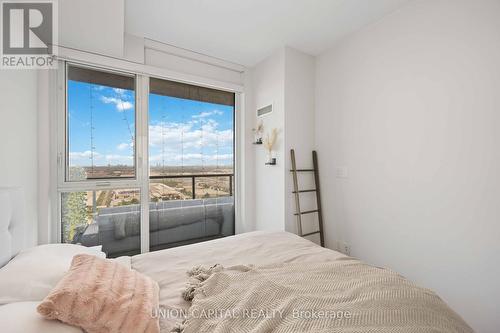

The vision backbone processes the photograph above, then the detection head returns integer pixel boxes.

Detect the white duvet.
[131,231,346,332]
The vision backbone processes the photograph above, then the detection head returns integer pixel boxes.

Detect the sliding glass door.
[58,62,236,257]
[148,78,235,251]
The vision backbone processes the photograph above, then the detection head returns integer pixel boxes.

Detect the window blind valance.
[68,66,135,90]
[150,78,235,106]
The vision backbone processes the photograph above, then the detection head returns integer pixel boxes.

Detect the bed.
[0,188,473,333]
[132,230,346,331]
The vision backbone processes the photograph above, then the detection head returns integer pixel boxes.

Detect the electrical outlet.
[342,242,351,256]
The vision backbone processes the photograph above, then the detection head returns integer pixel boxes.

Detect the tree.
[62,167,88,243]
[62,192,88,243]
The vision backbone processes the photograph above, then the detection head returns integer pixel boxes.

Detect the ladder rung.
[302,231,320,237]
[294,209,319,216]
[292,189,316,193]
[290,149,324,247]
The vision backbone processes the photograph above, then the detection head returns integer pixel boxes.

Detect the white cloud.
[117,142,133,151]
[100,96,133,112]
[149,120,232,151]
[104,154,134,164]
[149,152,233,165]
[171,153,233,161]
[69,150,102,160]
[69,151,133,166]
[113,88,127,96]
[192,110,224,119]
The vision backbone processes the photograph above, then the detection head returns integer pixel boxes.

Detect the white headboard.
[0,187,26,267]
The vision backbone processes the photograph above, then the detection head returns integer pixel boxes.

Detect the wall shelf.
[265,159,277,165]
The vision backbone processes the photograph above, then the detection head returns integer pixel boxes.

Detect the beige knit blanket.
[173,259,473,333]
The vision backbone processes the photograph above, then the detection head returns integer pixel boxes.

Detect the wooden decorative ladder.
[290,149,325,247]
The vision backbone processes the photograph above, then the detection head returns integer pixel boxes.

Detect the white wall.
[283,48,316,237]
[315,0,500,331]
[248,49,286,231]
[59,0,125,58]
[246,47,316,234]
[239,71,256,233]
[0,70,39,247]
[145,40,244,86]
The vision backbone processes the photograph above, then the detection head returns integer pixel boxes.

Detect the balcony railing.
[149,173,234,199]
[87,173,234,198]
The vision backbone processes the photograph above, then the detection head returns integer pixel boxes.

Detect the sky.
[68,80,234,169]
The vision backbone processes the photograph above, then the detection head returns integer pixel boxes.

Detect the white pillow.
[113,255,132,269]
[0,244,105,304]
[0,302,82,333]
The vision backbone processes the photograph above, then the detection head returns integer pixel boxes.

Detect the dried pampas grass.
[264,128,278,153]
[252,120,264,135]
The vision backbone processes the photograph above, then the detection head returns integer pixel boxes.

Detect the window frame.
[54,59,241,254]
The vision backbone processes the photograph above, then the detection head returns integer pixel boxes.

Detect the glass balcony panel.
[195,176,232,199]
[61,189,141,257]
[148,176,234,252]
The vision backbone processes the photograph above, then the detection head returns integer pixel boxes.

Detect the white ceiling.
[125,0,411,67]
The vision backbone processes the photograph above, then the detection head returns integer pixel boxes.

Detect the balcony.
[68,174,235,257]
